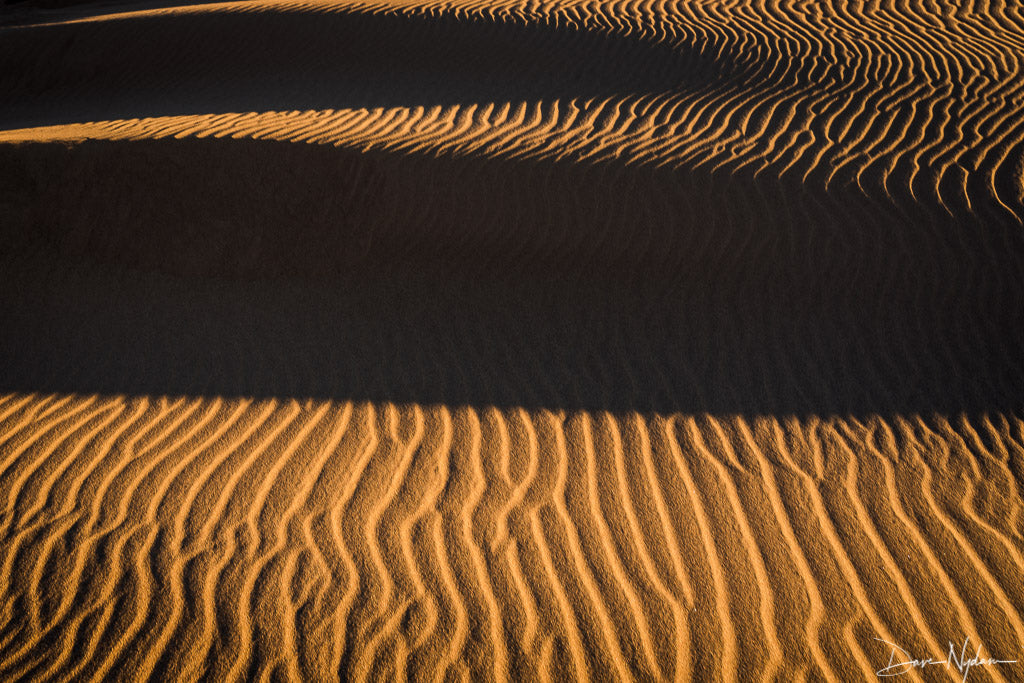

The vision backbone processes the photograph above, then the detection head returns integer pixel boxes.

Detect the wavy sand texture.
[1,0,1023,680]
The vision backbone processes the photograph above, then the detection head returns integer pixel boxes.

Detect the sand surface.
[1,0,1023,679]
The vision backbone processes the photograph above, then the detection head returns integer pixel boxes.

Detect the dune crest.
[3,0,1024,214]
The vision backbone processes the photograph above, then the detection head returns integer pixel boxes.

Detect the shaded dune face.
[1,0,1024,681]
[0,8,710,120]
[1,137,1023,415]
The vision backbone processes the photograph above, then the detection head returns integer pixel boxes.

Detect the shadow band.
[1,137,1022,416]
[0,5,713,127]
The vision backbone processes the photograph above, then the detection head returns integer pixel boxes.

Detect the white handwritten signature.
[876,637,1017,681]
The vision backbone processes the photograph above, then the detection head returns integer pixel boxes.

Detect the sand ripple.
[0,398,1021,679]
[1,0,1023,679]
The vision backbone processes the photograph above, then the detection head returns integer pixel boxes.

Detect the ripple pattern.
[0,397,1021,680]
[2,0,1023,218]
[2,0,1024,679]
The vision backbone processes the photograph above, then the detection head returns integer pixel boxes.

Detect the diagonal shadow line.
[1,135,1022,416]
[0,3,720,129]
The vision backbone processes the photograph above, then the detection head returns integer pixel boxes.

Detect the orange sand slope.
[1,0,1023,679]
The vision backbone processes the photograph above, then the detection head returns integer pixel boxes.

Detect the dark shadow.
[0,0,220,18]
[0,4,718,128]
[2,0,224,11]
[1,136,1022,416]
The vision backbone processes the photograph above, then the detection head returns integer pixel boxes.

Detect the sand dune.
[1,0,1023,679]
[0,397,1021,679]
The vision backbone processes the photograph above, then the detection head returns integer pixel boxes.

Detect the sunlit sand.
[1,0,1022,679]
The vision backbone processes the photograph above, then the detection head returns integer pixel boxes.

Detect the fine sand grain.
[1,0,1023,679]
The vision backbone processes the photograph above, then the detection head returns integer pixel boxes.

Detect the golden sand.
[0,0,1022,679]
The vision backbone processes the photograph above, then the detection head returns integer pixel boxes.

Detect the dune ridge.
[3,0,1024,214]
[1,0,1023,679]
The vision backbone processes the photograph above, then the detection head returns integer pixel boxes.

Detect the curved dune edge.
[0,394,1021,680]
[3,0,1024,218]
